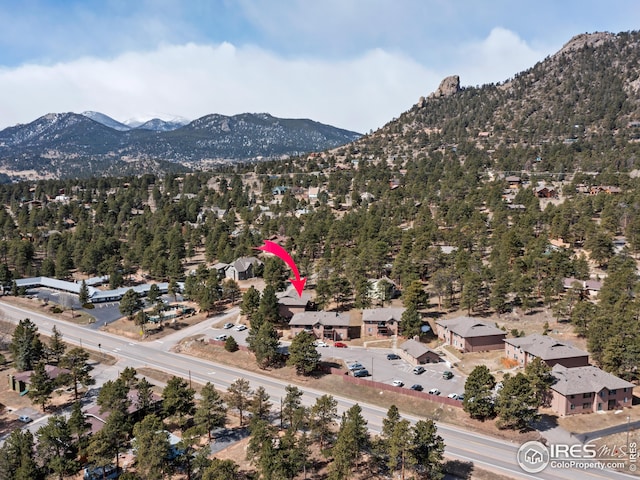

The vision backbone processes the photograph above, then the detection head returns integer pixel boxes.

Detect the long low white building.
[14,276,181,303]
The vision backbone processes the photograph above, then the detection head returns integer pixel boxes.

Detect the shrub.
[225,335,239,352]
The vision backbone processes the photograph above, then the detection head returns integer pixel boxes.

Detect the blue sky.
[0,1,639,132]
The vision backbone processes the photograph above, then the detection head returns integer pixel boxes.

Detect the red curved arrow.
[257,240,307,296]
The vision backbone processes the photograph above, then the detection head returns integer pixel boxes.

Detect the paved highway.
[0,300,635,480]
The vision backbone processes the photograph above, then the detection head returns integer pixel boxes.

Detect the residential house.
[505,176,521,188]
[436,316,506,352]
[308,187,320,200]
[534,185,557,198]
[504,334,589,368]
[85,388,162,433]
[9,365,70,394]
[562,277,603,298]
[225,256,263,281]
[398,339,441,365]
[362,307,405,337]
[289,311,354,341]
[550,364,634,416]
[277,286,313,320]
[368,277,401,304]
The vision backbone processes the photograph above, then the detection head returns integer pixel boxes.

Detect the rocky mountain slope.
[0,112,361,180]
[350,31,640,174]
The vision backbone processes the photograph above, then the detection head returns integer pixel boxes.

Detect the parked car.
[457,394,465,401]
[348,362,364,371]
[447,393,459,400]
[392,380,404,387]
[223,323,234,329]
[386,353,401,360]
[233,324,247,331]
[334,342,348,348]
[214,334,228,341]
[353,369,370,377]
[17,415,32,423]
[428,388,441,395]
[442,371,454,380]
[413,366,426,375]
[410,384,423,391]
[314,341,329,347]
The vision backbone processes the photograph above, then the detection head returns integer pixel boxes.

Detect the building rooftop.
[551,364,634,396]
[362,307,406,323]
[289,311,350,327]
[436,316,505,338]
[399,338,437,359]
[505,333,589,361]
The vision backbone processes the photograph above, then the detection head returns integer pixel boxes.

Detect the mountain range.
[349,31,640,175]
[2,31,640,181]
[0,112,362,180]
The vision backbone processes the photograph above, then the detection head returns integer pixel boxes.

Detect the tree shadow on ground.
[444,459,474,479]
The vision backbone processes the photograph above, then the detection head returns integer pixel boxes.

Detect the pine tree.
[36,415,78,480]
[287,330,321,375]
[46,325,66,365]
[309,394,338,450]
[10,318,44,371]
[496,372,539,430]
[463,365,496,420]
[410,419,445,480]
[68,400,91,446]
[60,347,95,402]
[247,385,272,423]
[227,378,252,427]
[400,306,422,338]
[194,382,227,442]
[132,415,171,480]
[27,361,54,411]
[240,286,261,319]
[162,376,196,429]
[78,280,90,305]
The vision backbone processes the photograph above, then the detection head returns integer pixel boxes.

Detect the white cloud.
[0,42,440,133]
[0,28,554,134]
[455,28,557,87]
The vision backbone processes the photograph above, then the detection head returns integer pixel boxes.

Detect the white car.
[392,380,404,387]
[314,341,329,347]
[223,322,234,329]
[214,334,228,341]
[233,324,247,331]
[428,388,441,395]
[447,393,459,400]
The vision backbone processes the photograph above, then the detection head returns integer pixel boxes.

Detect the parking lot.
[318,346,466,399]
[204,325,467,399]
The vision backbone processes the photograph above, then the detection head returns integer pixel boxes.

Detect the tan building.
[550,364,634,416]
[436,316,506,352]
[504,334,589,368]
[289,311,352,341]
[362,307,405,337]
[398,339,441,365]
[277,286,313,320]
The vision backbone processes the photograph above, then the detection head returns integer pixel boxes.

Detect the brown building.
[9,365,70,393]
[398,339,441,365]
[436,316,506,353]
[277,287,313,320]
[289,311,354,341]
[504,334,589,368]
[550,364,634,416]
[362,307,405,337]
[85,388,162,433]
